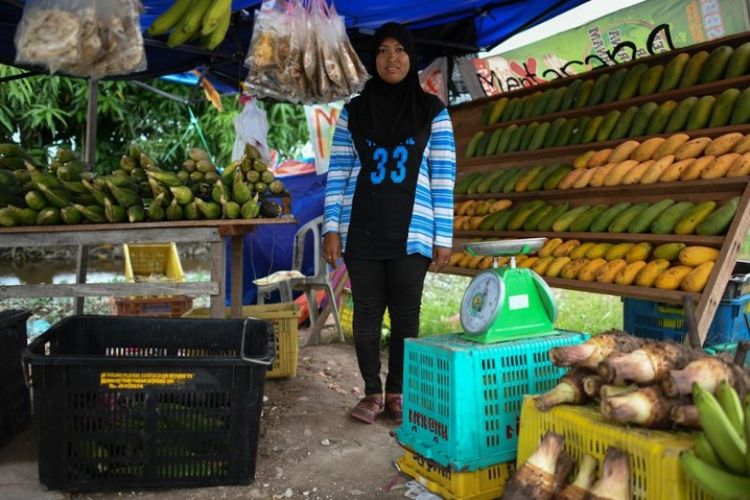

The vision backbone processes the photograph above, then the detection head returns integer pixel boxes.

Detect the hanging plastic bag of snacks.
[244,0,294,101]
[14,0,146,77]
[14,0,92,73]
[328,3,369,96]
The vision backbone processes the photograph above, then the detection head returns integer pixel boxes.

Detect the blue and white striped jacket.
[323,107,456,259]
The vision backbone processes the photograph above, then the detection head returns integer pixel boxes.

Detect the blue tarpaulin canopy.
[0,0,587,86]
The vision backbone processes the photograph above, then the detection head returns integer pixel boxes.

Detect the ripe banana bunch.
[680,381,750,498]
[147,0,232,50]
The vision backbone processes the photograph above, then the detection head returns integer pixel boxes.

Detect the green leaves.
[0,64,311,173]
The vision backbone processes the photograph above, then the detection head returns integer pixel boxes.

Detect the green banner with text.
[472,0,750,96]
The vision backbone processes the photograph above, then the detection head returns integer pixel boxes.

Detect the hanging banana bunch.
[147,0,233,50]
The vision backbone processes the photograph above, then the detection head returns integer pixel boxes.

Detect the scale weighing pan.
[464,237,547,257]
[459,238,557,344]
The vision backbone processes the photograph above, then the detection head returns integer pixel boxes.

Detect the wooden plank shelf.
[455,74,750,146]
[454,231,725,247]
[443,266,702,305]
[455,177,749,202]
[0,218,297,318]
[457,123,750,173]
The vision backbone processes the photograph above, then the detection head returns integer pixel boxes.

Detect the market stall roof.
[0,0,586,86]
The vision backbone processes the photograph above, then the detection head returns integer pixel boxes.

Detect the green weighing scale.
[460,238,558,344]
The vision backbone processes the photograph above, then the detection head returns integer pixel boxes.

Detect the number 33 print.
[370,146,409,185]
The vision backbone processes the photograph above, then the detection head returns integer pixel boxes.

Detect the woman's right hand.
[323,232,342,269]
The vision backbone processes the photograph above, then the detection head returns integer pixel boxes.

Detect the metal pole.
[74,79,98,315]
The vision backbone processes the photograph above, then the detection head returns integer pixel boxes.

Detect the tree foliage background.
[0,64,309,174]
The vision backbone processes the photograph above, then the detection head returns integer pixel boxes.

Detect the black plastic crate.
[0,309,32,447]
[23,315,275,492]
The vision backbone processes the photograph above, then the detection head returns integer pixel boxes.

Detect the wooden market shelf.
[454,231,725,247]
[457,123,750,173]
[455,177,749,202]
[446,31,750,345]
[443,266,702,305]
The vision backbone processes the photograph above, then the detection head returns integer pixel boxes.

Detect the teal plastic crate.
[394,331,589,471]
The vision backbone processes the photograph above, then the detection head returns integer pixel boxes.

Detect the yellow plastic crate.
[397,445,514,500]
[123,243,185,283]
[182,303,300,379]
[517,396,706,500]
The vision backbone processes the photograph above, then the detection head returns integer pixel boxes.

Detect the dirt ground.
[0,329,416,500]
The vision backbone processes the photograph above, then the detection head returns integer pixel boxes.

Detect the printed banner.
[304,101,345,175]
[472,0,750,96]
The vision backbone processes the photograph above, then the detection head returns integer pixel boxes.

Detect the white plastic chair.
[254,215,344,343]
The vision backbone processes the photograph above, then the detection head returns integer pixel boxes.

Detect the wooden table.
[0,218,297,319]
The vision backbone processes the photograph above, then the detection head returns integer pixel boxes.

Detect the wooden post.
[74,79,98,314]
[230,234,243,319]
[210,239,226,319]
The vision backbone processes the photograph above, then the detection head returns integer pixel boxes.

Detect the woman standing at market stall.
[322,22,456,425]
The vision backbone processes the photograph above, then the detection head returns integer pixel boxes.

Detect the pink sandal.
[349,394,384,424]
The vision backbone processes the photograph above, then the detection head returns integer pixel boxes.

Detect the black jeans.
[345,253,431,396]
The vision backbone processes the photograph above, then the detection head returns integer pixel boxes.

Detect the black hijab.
[347,22,444,148]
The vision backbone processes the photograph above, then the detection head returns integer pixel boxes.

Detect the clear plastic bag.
[244,0,294,101]
[14,0,91,73]
[14,0,146,77]
[244,0,369,104]
[231,97,271,162]
[328,3,369,96]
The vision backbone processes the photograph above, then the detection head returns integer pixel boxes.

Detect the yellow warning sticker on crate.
[99,372,195,389]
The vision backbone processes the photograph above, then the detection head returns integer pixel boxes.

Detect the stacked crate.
[112,243,193,317]
[394,331,588,499]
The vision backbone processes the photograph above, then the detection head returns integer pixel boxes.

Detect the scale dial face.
[460,271,505,335]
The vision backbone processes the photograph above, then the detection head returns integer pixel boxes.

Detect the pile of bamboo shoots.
[502,431,630,500]
[535,330,750,429]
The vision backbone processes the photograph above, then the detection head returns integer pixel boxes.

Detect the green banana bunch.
[681,450,750,499]
[693,382,747,474]
[127,205,145,223]
[73,204,106,224]
[232,170,252,204]
[104,198,127,223]
[7,205,37,226]
[167,0,214,48]
[194,198,221,219]
[147,193,166,222]
[147,0,192,35]
[36,183,70,209]
[166,197,184,221]
[146,170,183,187]
[683,381,750,498]
[36,207,60,225]
[60,206,82,225]
[169,185,194,206]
